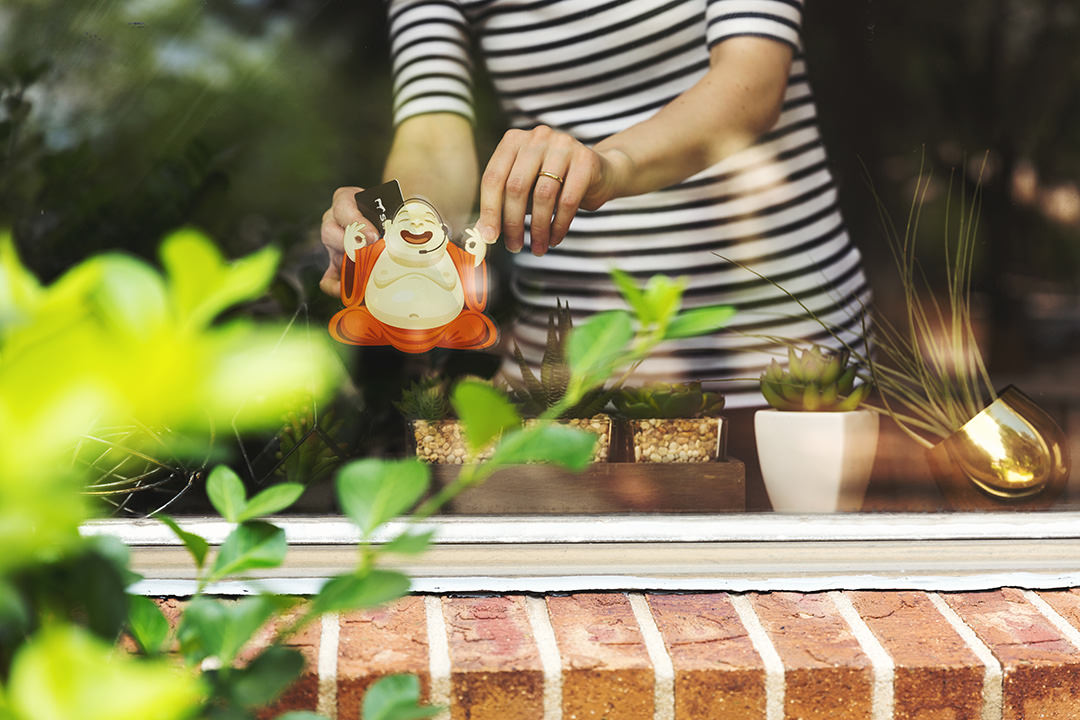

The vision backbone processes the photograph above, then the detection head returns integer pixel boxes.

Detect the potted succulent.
[397,375,497,464]
[612,382,726,463]
[502,302,614,462]
[755,345,876,512]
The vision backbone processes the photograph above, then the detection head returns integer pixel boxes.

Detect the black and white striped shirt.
[388,0,870,407]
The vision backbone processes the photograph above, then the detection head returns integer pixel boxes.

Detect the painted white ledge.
[84,512,1080,595]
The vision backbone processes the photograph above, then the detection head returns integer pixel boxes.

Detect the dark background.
[3,0,1078,465]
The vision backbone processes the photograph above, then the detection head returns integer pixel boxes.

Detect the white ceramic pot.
[755,409,879,512]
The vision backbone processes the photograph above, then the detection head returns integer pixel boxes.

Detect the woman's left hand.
[474,125,625,256]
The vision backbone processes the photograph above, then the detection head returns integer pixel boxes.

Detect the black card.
[355,180,404,236]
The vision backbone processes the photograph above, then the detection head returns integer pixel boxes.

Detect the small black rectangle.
[354,180,404,236]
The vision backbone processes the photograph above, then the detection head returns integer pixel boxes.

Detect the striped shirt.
[388,0,870,408]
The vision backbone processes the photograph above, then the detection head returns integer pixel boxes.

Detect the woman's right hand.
[320,186,381,297]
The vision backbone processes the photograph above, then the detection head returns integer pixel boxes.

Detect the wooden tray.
[430,460,745,515]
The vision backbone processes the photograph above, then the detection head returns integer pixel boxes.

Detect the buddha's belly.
[367,274,464,329]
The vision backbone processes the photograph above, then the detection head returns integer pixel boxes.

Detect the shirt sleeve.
[704,0,803,52]
[387,0,475,127]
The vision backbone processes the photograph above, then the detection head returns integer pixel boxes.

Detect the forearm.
[594,38,793,201]
[383,114,478,234]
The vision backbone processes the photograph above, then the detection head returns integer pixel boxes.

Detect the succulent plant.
[760,345,870,412]
[612,381,726,419]
[504,301,610,419]
[394,375,452,421]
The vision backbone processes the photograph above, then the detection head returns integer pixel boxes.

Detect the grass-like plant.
[727,155,995,448]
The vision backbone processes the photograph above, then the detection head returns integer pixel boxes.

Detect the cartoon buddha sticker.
[329,198,498,353]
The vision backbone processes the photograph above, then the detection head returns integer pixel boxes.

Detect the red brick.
[849,591,983,720]
[750,592,872,720]
[442,595,543,720]
[943,588,1080,720]
[646,593,765,720]
[242,601,320,719]
[546,593,654,720]
[1037,589,1080,631]
[338,596,430,720]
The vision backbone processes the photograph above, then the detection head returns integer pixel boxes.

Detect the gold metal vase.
[927,386,1070,508]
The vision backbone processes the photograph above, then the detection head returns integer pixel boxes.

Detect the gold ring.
[538,170,564,184]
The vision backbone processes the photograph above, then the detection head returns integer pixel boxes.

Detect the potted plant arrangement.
[731,159,1070,508]
[397,375,497,464]
[612,381,726,463]
[755,346,877,512]
[503,301,614,462]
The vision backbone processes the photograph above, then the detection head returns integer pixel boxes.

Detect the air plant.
[728,154,996,449]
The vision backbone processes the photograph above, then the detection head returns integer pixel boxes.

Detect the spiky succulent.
[613,381,726,419]
[760,345,870,412]
[395,375,452,421]
[504,301,610,418]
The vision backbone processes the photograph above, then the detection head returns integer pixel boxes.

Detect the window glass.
[5,1,1075,519]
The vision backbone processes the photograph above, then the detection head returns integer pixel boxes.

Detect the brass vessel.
[929,386,1070,502]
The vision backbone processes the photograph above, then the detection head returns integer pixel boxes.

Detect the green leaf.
[611,269,648,322]
[362,674,442,720]
[227,645,305,709]
[7,624,204,720]
[91,255,168,336]
[663,305,736,339]
[566,311,634,386]
[381,530,435,555]
[309,570,411,617]
[641,275,685,329]
[158,515,210,570]
[160,229,280,329]
[451,380,520,453]
[208,521,287,582]
[127,595,170,656]
[488,424,596,470]
[177,594,292,665]
[237,483,305,522]
[0,232,41,326]
[336,459,429,537]
[207,465,247,523]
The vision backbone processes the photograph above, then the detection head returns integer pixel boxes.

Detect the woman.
[322,0,870,495]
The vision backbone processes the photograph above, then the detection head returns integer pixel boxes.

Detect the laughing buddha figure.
[329,198,497,353]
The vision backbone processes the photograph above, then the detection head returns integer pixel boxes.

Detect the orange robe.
[329,239,497,353]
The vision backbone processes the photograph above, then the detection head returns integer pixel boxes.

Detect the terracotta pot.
[624,417,723,463]
[926,386,1070,509]
[755,409,879,512]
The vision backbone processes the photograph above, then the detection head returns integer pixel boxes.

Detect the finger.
[319,262,342,297]
[502,136,552,255]
[529,148,571,257]
[478,129,527,252]
[549,148,596,248]
[331,186,365,227]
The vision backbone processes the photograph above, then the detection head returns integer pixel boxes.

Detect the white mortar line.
[730,594,784,720]
[830,592,894,720]
[628,594,675,720]
[424,595,453,720]
[1022,590,1080,651]
[928,593,1003,720]
[316,612,340,719]
[525,596,563,720]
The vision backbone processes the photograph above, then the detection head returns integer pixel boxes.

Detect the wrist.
[596,147,636,204]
